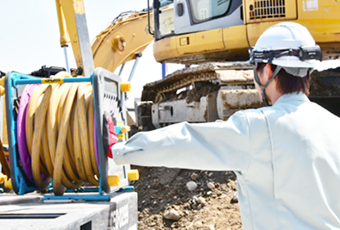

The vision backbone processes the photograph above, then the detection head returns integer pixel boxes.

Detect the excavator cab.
[151,0,250,64]
[154,0,243,41]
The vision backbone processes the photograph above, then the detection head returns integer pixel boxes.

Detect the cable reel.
[4,68,138,199]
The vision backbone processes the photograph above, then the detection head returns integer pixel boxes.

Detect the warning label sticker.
[302,0,318,11]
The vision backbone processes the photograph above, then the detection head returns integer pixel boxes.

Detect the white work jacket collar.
[273,92,309,106]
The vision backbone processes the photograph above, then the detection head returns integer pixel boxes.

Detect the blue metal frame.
[5,70,120,201]
[41,186,134,201]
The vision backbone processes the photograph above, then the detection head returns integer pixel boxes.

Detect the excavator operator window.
[188,0,231,24]
[154,0,175,39]
[160,0,173,7]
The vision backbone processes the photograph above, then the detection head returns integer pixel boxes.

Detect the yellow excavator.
[88,0,340,130]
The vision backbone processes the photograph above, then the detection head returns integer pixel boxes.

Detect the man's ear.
[264,64,273,81]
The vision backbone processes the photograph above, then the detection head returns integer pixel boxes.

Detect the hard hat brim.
[272,57,321,68]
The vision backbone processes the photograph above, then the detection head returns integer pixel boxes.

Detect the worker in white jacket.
[111,22,340,229]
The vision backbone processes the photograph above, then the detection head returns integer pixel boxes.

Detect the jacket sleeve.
[111,111,252,172]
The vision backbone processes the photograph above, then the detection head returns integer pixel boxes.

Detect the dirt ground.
[130,166,242,230]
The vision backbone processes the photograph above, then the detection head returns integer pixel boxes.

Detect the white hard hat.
[249,22,322,73]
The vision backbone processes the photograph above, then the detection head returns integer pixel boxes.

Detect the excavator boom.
[55,0,94,76]
[91,10,153,73]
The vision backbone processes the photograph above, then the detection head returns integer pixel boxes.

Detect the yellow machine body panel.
[154,25,249,64]
[177,29,225,56]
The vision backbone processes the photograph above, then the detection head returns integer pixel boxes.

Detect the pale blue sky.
[0,0,169,106]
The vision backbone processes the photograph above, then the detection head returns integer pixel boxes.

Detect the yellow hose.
[24,72,99,195]
[31,84,53,188]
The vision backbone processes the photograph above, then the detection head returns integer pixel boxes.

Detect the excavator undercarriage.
[139,63,340,131]
[139,62,263,129]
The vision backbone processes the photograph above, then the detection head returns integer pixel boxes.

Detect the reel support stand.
[4,68,136,201]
